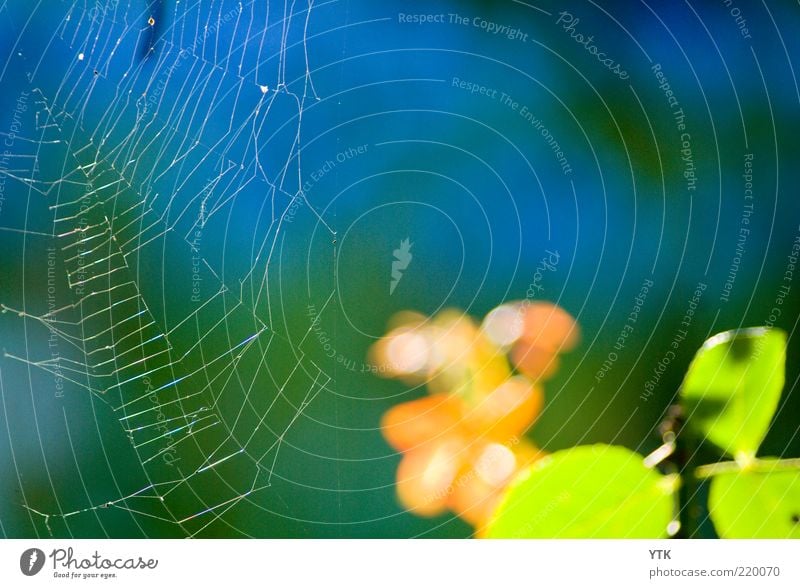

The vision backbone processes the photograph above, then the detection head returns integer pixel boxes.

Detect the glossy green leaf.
[680,328,785,459]
[709,461,800,538]
[485,445,675,538]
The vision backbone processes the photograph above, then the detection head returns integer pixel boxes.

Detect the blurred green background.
[0,0,798,537]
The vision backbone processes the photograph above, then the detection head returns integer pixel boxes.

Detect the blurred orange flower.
[372,301,579,529]
[510,302,580,380]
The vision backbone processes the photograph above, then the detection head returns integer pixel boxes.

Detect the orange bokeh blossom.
[371,301,580,528]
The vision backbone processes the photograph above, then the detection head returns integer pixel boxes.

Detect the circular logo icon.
[19,548,45,576]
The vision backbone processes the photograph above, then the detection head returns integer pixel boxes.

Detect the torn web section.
[5,0,325,537]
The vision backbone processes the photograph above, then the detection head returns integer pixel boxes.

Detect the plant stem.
[674,421,699,538]
[659,405,700,538]
[695,457,800,479]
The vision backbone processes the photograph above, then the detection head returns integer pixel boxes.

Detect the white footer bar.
[1,539,797,587]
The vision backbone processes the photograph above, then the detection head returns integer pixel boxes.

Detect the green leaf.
[709,461,800,538]
[679,327,786,459]
[485,445,675,538]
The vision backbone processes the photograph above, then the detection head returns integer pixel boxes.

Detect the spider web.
[1,0,334,538]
